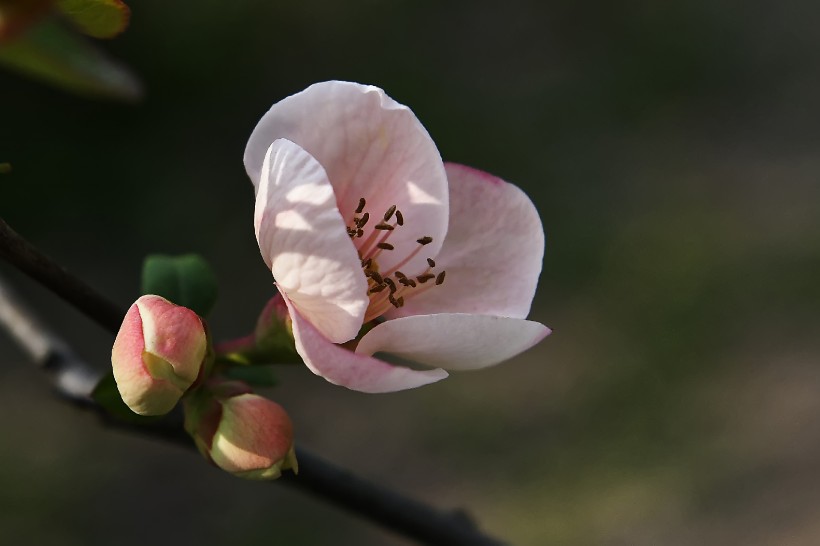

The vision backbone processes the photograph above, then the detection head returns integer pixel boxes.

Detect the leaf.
[57,0,130,39]
[222,365,279,387]
[91,372,159,423]
[0,18,142,101]
[141,254,219,317]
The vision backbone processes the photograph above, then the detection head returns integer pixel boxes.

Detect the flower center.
[347,197,445,322]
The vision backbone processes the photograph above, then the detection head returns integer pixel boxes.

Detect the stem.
[0,218,506,546]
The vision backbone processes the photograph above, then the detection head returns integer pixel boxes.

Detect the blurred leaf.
[141,254,219,317]
[0,163,10,174]
[0,18,141,100]
[222,365,279,387]
[91,372,159,423]
[0,0,53,43]
[57,0,129,39]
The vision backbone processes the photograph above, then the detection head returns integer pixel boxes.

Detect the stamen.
[384,205,397,222]
[417,236,433,245]
[357,229,364,238]
[427,258,435,268]
[356,198,366,214]
[356,213,370,228]
[361,258,372,269]
[367,271,384,284]
[399,278,417,288]
[375,222,394,231]
[395,210,404,226]
[384,278,397,293]
[388,294,400,308]
[397,296,405,307]
[394,271,407,279]
[435,271,446,285]
[377,242,394,251]
[417,273,436,283]
[369,284,388,293]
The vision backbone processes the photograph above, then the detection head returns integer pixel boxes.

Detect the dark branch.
[0,218,506,546]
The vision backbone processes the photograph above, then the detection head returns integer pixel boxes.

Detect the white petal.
[390,163,544,319]
[255,140,368,343]
[282,292,448,393]
[244,81,448,276]
[356,313,550,371]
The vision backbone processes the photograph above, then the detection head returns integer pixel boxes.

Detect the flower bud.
[185,381,297,480]
[111,295,207,416]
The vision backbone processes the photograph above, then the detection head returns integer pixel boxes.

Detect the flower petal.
[390,163,544,319]
[282,291,448,393]
[244,81,449,276]
[356,313,550,371]
[255,139,368,343]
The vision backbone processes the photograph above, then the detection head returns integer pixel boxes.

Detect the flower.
[243,81,549,393]
[184,380,297,480]
[111,295,207,415]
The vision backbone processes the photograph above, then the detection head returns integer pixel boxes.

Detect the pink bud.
[185,381,297,480]
[111,295,207,416]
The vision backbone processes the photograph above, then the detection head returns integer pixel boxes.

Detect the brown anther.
[417,236,433,245]
[388,294,400,308]
[368,271,384,284]
[375,222,394,231]
[435,271,446,285]
[356,198,366,214]
[394,271,407,279]
[398,278,411,287]
[357,229,364,238]
[356,212,370,228]
[405,278,417,288]
[395,210,404,225]
[384,205,397,222]
[397,296,405,307]
[417,273,436,283]
[384,278,397,293]
[377,242,394,251]
[347,228,357,237]
[427,258,436,268]
[361,258,372,269]
[369,284,388,294]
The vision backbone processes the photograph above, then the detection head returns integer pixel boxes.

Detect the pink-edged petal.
[390,163,544,319]
[255,139,368,343]
[356,313,550,371]
[282,291,448,393]
[244,81,448,276]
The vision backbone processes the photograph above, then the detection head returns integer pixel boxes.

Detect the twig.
[0,218,507,546]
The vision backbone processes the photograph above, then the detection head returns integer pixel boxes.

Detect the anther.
[375,222,394,231]
[384,278,397,293]
[395,210,404,226]
[399,278,417,288]
[427,258,436,268]
[356,198,366,214]
[357,229,364,238]
[417,273,436,283]
[435,271,446,285]
[417,236,433,245]
[356,212,370,228]
[394,271,407,279]
[397,296,405,307]
[384,205,397,222]
[369,284,388,293]
[388,294,400,308]
[368,271,384,284]
[377,242,394,251]
[361,258,372,269]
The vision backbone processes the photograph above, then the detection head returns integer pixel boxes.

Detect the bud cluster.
[111,294,297,479]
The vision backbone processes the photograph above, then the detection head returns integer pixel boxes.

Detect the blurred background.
[2,0,820,544]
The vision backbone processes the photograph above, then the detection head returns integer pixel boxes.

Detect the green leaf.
[141,254,219,316]
[91,372,159,423]
[57,0,130,39]
[222,365,279,387]
[0,18,142,101]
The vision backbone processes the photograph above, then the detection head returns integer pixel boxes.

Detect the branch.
[0,218,506,546]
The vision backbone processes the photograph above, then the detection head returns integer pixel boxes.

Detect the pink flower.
[111,295,207,415]
[184,381,297,480]
[244,81,549,393]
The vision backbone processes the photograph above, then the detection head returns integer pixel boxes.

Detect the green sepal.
[141,254,218,317]
[221,365,279,387]
[91,372,160,424]
[57,0,130,39]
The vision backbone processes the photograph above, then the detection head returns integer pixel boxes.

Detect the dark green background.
[2,1,820,544]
